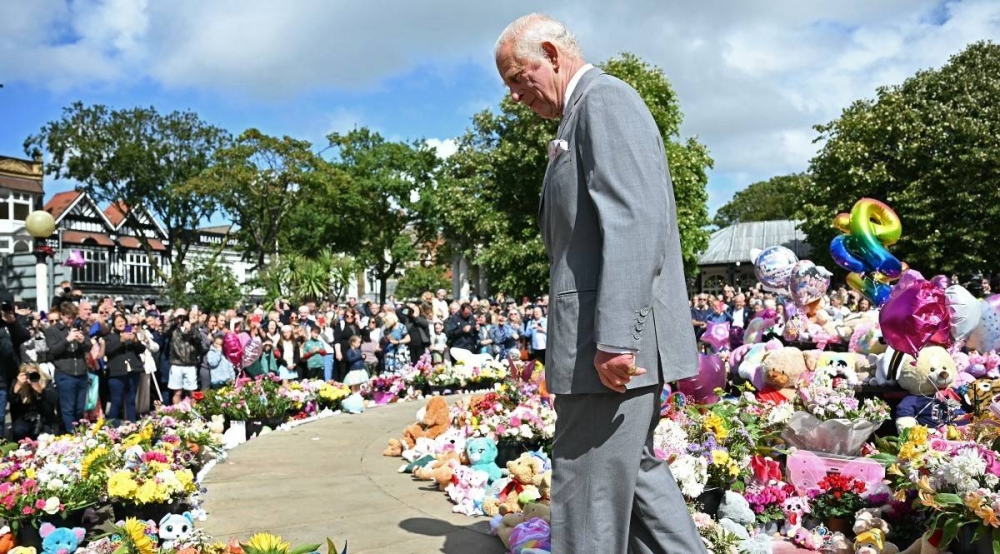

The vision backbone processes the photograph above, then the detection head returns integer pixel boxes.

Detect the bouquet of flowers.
[808,473,869,520]
[105,446,197,506]
[782,380,890,456]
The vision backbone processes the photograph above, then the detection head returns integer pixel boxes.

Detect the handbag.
[84,373,100,411]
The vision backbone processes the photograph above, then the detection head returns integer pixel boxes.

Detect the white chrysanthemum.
[668,454,708,499]
[940,448,987,493]
[765,402,794,426]
[653,419,689,457]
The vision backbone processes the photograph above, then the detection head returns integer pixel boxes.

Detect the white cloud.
[3,0,1000,206]
[425,138,458,159]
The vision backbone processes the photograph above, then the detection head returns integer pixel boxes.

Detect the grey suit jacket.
[540,69,698,395]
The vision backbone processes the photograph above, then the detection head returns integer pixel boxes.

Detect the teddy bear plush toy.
[756,347,810,404]
[482,453,546,516]
[158,512,195,550]
[966,378,1000,416]
[39,524,85,554]
[812,352,863,387]
[413,454,465,490]
[846,510,899,554]
[465,437,502,484]
[384,396,451,456]
[780,495,811,535]
[447,463,490,516]
[717,491,754,540]
[492,503,551,548]
[896,345,967,432]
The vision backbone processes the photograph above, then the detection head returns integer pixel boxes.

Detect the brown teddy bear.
[412,450,468,489]
[483,453,547,515]
[896,346,965,432]
[383,396,452,456]
[756,347,809,404]
[494,502,551,548]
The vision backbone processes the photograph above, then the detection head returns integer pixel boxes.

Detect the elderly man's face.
[734,294,745,308]
[496,42,563,120]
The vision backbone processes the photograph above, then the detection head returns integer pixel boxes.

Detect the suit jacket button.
[632,332,641,340]
[640,307,650,316]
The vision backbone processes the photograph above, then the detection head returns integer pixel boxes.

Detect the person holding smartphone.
[104,313,146,422]
[44,301,92,432]
[10,364,59,440]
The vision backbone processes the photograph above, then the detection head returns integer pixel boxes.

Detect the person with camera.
[44,301,93,432]
[9,364,59,441]
[167,308,203,405]
[104,313,146,423]
[0,290,30,437]
[444,302,477,351]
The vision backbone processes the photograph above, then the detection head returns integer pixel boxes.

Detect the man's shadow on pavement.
[398,517,505,554]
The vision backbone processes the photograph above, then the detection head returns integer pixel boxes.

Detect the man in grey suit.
[495,14,705,553]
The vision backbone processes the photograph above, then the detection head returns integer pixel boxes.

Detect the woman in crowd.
[407,302,433,364]
[275,325,301,381]
[382,312,410,374]
[476,311,495,356]
[335,309,363,382]
[104,312,146,423]
[9,364,60,440]
[205,333,235,388]
[265,320,281,345]
[489,312,518,361]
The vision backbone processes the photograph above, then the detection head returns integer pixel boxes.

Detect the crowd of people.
[0,282,556,442]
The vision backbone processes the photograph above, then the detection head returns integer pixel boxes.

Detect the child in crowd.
[343,335,369,392]
[430,321,447,364]
[361,331,381,376]
[301,325,327,380]
[205,334,235,389]
[342,335,368,414]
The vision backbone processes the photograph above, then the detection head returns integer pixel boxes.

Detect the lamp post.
[25,210,56,313]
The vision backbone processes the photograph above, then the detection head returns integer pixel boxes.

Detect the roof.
[0,174,43,194]
[698,220,811,266]
[62,231,115,247]
[198,225,232,235]
[43,191,83,221]
[119,236,166,251]
[104,201,128,227]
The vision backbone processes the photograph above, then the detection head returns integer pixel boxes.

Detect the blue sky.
[2,0,999,217]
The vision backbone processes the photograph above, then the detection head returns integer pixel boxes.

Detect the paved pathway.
[200,398,506,554]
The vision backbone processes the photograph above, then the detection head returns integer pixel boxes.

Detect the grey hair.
[495,13,583,63]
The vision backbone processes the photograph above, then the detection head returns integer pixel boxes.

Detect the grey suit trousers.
[551,384,706,553]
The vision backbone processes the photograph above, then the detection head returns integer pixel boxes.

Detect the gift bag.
[84,373,100,411]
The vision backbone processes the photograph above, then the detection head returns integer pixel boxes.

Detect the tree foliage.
[181,258,243,315]
[190,128,327,274]
[24,102,229,299]
[394,264,451,301]
[713,174,812,227]
[326,129,440,304]
[802,41,1000,276]
[434,52,712,298]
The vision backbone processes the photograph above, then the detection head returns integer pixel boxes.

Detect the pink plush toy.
[447,464,488,516]
[781,496,812,535]
[986,351,1000,378]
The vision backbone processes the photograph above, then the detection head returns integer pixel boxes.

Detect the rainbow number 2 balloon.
[829,198,904,307]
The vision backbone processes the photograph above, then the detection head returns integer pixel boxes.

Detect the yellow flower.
[917,476,938,509]
[727,461,740,477]
[81,446,108,479]
[711,450,730,466]
[24,468,36,479]
[703,414,728,440]
[108,472,139,498]
[135,481,162,504]
[898,443,920,462]
[123,434,143,448]
[121,518,155,554]
[176,469,195,492]
[8,471,19,482]
[245,533,290,554]
[887,463,904,477]
[908,426,928,446]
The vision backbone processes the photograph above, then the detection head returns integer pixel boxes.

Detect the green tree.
[24,103,229,299]
[803,41,1000,276]
[326,128,440,304]
[434,52,712,297]
[395,264,451,301]
[190,128,327,274]
[280,164,364,258]
[182,259,243,314]
[713,174,811,227]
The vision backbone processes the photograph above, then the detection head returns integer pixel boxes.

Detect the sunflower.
[120,517,155,554]
[244,533,290,554]
[81,446,109,479]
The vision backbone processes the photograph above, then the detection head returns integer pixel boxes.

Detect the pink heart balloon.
[676,354,725,404]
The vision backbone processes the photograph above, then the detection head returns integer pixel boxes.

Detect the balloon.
[830,198,905,307]
[931,275,951,290]
[223,332,243,368]
[879,270,951,356]
[701,321,731,352]
[64,250,86,269]
[745,317,778,344]
[968,295,1000,352]
[789,260,832,307]
[242,337,262,369]
[729,326,745,349]
[753,246,799,295]
[945,285,982,340]
[676,354,725,404]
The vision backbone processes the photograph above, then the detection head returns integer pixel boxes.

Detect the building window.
[702,274,727,296]
[72,248,109,284]
[123,252,161,286]
[13,240,30,253]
